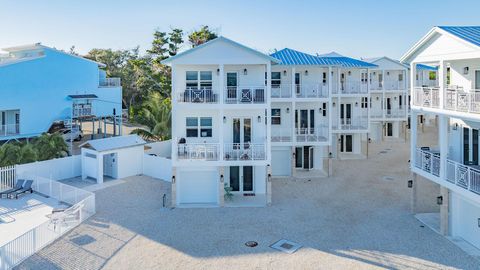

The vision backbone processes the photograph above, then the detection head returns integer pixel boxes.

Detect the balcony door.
[463,127,479,165]
[340,103,352,125]
[295,109,314,134]
[386,97,392,114]
[226,72,238,101]
[229,166,254,193]
[295,73,301,95]
[295,146,313,170]
[476,70,480,89]
[385,122,393,137]
[340,134,353,153]
[233,117,252,147]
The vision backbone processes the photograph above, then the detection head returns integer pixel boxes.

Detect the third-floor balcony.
[178,88,218,104]
[445,87,480,114]
[225,86,266,104]
[412,86,440,109]
[332,81,369,95]
[332,117,368,131]
[99,77,121,88]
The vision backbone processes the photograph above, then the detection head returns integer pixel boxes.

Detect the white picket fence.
[0,166,16,192]
[0,169,95,270]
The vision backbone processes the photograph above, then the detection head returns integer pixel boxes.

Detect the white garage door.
[271,149,291,176]
[177,170,218,205]
[452,194,480,249]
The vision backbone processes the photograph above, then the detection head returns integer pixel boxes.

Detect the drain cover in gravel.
[383,176,395,181]
[245,241,258,247]
[379,151,388,154]
[270,239,302,254]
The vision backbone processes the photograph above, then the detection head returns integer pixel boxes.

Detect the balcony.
[225,86,266,104]
[332,117,368,131]
[72,103,93,118]
[271,85,292,98]
[295,127,328,142]
[412,87,440,108]
[177,143,220,161]
[386,108,407,118]
[332,81,369,95]
[224,143,266,161]
[383,80,407,91]
[295,84,328,98]
[445,87,480,114]
[177,88,218,104]
[0,124,19,137]
[271,128,292,142]
[415,148,480,196]
[99,78,121,87]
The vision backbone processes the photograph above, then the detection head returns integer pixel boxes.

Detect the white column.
[337,68,341,129]
[219,64,225,160]
[410,111,418,166]
[171,66,178,162]
[439,115,448,180]
[328,66,333,144]
[440,186,450,236]
[438,60,447,109]
[97,153,103,184]
[410,62,417,104]
[291,67,296,98]
[266,63,272,161]
[366,68,371,131]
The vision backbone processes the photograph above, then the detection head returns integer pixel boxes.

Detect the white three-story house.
[402,26,480,250]
[162,37,278,207]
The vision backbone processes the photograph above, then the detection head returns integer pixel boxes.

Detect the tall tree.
[130,92,171,141]
[33,133,69,161]
[168,28,184,56]
[188,26,218,47]
[147,30,169,65]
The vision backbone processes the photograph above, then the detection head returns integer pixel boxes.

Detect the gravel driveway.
[16,137,480,270]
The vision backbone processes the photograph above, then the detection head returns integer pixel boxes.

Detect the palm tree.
[131,92,171,141]
[33,133,69,161]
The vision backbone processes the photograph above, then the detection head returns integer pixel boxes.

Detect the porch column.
[410,62,417,102]
[440,186,450,236]
[410,111,418,166]
[291,146,296,178]
[219,166,225,207]
[438,60,447,109]
[292,101,296,143]
[219,64,225,161]
[439,115,448,180]
[291,67,296,98]
[337,68,341,129]
[91,118,95,140]
[266,164,272,206]
[171,167,177,207]
[96,153,103,184]
[328,67,333,145]
[410,173,418,213]
[266,63,272,161]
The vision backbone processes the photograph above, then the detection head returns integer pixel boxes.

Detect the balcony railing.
[295,126,328,142]
[332,81,369,94]
[445,88,480,114]
[272,128,292,142]
[72,104,93,118]
[224,143,266,161]
[385,108,407,118]
[177,143,220,161]
[413,87,440,108]
[0,124,20,137]
[415,148,480,196]
[384,80,407,91]
[332,117,368,130]
[225,86,266,104]
[271,85,292,98]
[99,78,121,87]
[178,88,218,104]
[295,83,329,98]
[370,81,383,91]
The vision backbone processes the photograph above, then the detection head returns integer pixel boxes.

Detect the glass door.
[229,166,254,193]
[233,117,252,149]
[476,70,480,89]
[295,73,301,96]
[226,72,238,102]
[340,135,353,153]
[340,103,352,126]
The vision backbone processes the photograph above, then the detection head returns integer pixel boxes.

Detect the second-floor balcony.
[412,87,440,108]
[177,88,218,104]
[445,87,480,114]
[0,124,20,137]
[371,108,407,119]
[370,80,407,91]
[332,81,369,95]
[224,143,266,161]
[99,78,121,88]
[296,127,328,142]
[225,86,266,104]
[177,143,220,161]
[176,142,266,161]
[332,117,368,131]
[415,148,480,196]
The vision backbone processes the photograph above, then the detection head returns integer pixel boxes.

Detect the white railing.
[271,128,292,142]
[295,83,329,98]
[224,143,266,161]
[0,173,95,270]
[445,88,480,114]
[417,80,438,88]
[99,77,121,87]
[0,124,20,137]
[295,126,329,142]
[332,117,368,130]
[0,165,15,192]
[384,80,407,91]
[413,87,440,108]
[225,86,266,104]
[370,81,383,91]
[416,149,480,196]
[178,88,218,104]
[385,108,407,118]
[271,85,292,98]
[72,103,93,118]
[332,81,369,94]
[177,143,220,161]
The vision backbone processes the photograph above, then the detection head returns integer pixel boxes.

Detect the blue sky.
[2,0,480,59]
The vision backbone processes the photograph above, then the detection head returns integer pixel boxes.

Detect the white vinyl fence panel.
[143,154,172,182]
[16,155,81,181]
[0,166,16,192]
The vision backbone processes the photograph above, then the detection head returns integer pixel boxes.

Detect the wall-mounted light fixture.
[453,123,459,130]
[437,196,443,205]
[348,71,351,76]
[305,70,308,76]
[220,174,224,183]
[332,102,336,107]
[286,108,290,113]
[244,68,248,75]
[283,70,287,76]
[172,175,176,183]
[355,102,358,107]
[217,68,220,75]
[408,180,413,188]
[373,72,376,75]
[319,108,322,113]
[394,96,397,100]
[464,67,469,75]
[368,138,372,143]
[328,152,333,158]
[223,116,226,123]
[338,138,342,143]
[387,71,390,76]
[257,116,262,123]
[376,96,379,100]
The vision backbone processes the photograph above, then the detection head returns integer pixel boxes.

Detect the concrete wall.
[116,146,144,179]
[17,155,81,180]
[143,154,172,181]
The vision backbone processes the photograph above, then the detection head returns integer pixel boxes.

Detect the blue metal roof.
[416,64,438,71]
[438,26,480,47]
[271,48,377,68]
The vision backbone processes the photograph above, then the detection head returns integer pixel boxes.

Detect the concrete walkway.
[16,137,480,269]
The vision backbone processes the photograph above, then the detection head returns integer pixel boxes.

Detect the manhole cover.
[270,239,302,254]
[382,176,395,181]
[245,241,258,247]
[379,151,388,154]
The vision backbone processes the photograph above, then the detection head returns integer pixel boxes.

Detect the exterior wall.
[16,155,81,180]
[451,192,480,248]
[0,48,122,139]
[143,154,172,181]
[116,146,144,179]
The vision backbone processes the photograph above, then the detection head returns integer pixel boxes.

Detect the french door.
[295,73,301,95]
[385,122,393,137]
[295,109,315,134]
[340,103,352,126]
[340,135,353,153]
[229,166,254,193]
[476,70,480,90]
[233,117,252,147]
[295,146,314,170]
[226,72,238,101]
[463,127,479,165]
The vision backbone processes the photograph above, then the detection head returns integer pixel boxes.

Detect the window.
[186,117,213,138]
[322,72,327,84]
[186,71,212,90]
[399,95,402,108]
[361,72,367,83]
[272,72,281,87]
[361,97,368,108]
[271,109,281,125]
[322,103,327,116]
[398,73,403,81]
[429,71,437,81]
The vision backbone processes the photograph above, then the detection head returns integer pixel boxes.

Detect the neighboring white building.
[0,43,123,141]
[162,37,278,207]
[402,26,480,250]
[363,57,409,141]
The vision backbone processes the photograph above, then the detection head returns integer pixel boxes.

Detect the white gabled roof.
[161,36,280,65]
[362,56,409,69]
[80,135,146,152]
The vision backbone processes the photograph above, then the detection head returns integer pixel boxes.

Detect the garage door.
[177,170,218,205]
[452,194,480,249]
[271,149,291,176]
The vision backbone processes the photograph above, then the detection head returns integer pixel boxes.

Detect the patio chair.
[50,203,83,230]
[9,180,33,199]
[0,179,25,199]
